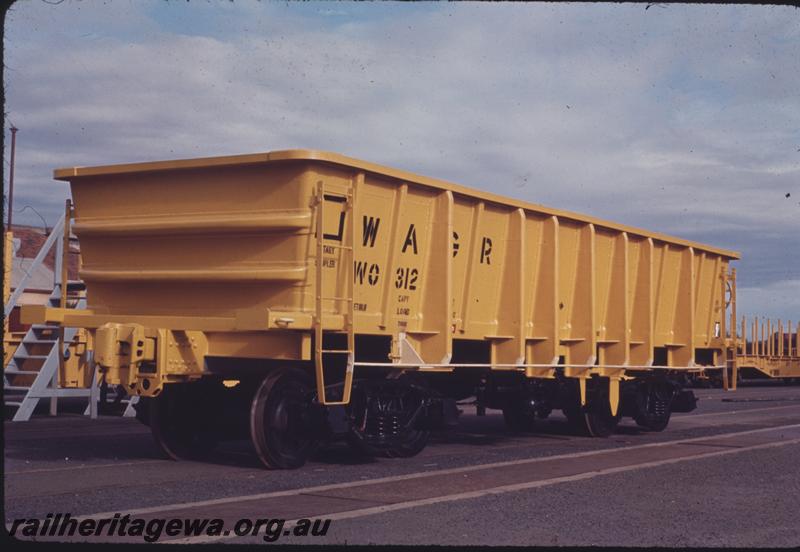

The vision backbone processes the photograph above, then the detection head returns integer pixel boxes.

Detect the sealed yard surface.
[6,384,800,546]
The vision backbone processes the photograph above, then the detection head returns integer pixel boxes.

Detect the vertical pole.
[342,175,357,404]
[730,268,737,390]
[720,267,728,390]
[88,352,99,420]
[767,318,773,356]
[52,199,72,416]
[755,319,759,356]
[7,126,18,230]
[314,181,325,404]
[741,315,746,355]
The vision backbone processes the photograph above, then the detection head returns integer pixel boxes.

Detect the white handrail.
[4,212,66,318]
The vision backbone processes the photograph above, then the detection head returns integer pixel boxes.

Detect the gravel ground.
[6,384,800,546]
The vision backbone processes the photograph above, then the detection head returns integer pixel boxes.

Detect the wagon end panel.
[68,162,316,319]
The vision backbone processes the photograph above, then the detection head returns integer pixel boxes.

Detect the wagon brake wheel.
[250,367,319,469]
[724,280,733,309]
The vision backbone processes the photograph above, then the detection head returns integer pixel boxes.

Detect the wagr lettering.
[402,224,418,254]
[362,216,380,247]
[480,237,492,265]
[354,261,381,286]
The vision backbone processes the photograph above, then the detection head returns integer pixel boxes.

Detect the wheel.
[151,384,219,461]
[384,429,430,458]
[250,368,319,469]
[634,382,673,432]
[582,400,621,438]
[563,380,620,438]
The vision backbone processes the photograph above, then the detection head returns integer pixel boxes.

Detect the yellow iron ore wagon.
[23,150,740,468]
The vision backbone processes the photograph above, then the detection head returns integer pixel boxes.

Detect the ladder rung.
[321,191,352,199]
[320,297,353,302]
[5,401,22,407]
[320,349,353,354]
[5,370,41,375]
[5,386,31,392]
[14,353,50,360]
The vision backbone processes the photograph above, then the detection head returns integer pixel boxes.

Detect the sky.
[3,0,799,322]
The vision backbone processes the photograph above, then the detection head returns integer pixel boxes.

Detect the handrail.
[4,212,66,318]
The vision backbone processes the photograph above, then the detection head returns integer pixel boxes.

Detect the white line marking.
[7,405,797,475]
[171,437,800,544]
[672,403,800,420]
[6,460,166,476]
[79,423,800,520]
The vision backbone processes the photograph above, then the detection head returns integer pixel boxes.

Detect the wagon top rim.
[53,149,740,260]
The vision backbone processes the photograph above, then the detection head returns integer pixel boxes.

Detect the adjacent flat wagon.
[24,150,740,468]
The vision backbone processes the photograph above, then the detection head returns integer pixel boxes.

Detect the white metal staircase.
[5,283,94,421]
[4,209,138,421]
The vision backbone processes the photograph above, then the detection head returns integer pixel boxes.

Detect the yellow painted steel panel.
[45,150,740,392]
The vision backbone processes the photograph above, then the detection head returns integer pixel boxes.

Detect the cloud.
[738,280,800,323]
[3,2,798,319]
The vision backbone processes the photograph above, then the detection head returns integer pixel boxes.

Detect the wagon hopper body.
[24,150,740,468]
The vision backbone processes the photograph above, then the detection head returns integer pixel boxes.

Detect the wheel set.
[249,368,320,469]
[145,368,435,469]
[144,371,687,469]
[343,378,432,459]
[501,377,682,437]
